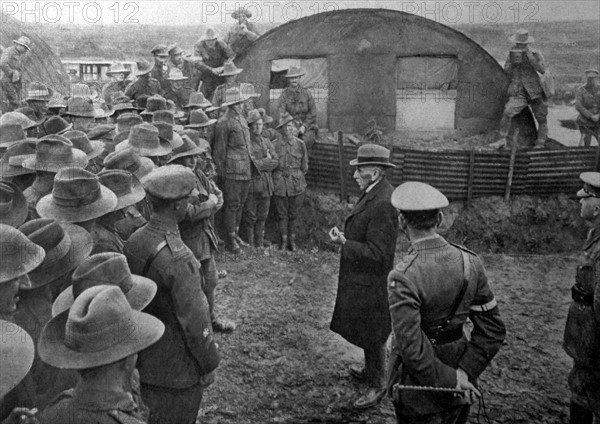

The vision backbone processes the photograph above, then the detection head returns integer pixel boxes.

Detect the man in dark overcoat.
[330,144,399,409]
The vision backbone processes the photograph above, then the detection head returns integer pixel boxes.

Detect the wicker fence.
[306,141,600,201]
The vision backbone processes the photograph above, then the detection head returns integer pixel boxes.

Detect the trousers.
[273,193,305,236]
[141,382,204,424]
[223,178,250,234]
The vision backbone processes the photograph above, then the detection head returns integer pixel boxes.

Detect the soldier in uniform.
[194,27,234,99]
[563,172,600,423]
[23,82,53,122]
[91,170,146,254]
[166,44,211,106]
[214,87,259,253]
[497,29,549,148]
[387,181,506,424]
[125,59,161,106]
[242,109,279,248]
[102,63,133,107]
[124,165,220,424]
[575,69,600,147]
[0,36,31,112]
[272,112,308,251]
[38,285,164,424]
[277,66,319,149]
[211,62,257,113]
[150,45,171,96]
[329,144,397,409]
[225,7,261,57]
[21,135,89,220]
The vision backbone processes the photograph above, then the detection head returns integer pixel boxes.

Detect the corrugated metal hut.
[237,8,510,137]
[0,11,69,98]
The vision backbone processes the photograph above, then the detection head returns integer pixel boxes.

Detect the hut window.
[269,58,329,129]
[395,56,458,131]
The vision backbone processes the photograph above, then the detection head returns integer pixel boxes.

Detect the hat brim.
[0,241,44,284]
[62,110,96,118]
[94,109,113,119]
[184,102,212,109]
[276,117,295,129]
[222,97,249,107]
[136,69,153,76]
[114,179,147,211]
[22,148,89,172]
[0,182,27,228]
[27,224,93,289]
[284,72,305,78]
[116,139,173,157]
[13,40,31,50]
[134,157,156,180]
[0,161,36,178]
[185,118,217,129]
[85,140,106,160]
[0,320,34,399]
[349,159,397,168]
[0,138,28,149]
[168,145,205,163]
[38,306,164,369]
[44,122,73,135]
[509,34,534,44]
[36,185,118,223]
[52,273,157,318]
[221,69,244,77]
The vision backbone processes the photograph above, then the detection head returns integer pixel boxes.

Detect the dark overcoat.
[330,178,398,348]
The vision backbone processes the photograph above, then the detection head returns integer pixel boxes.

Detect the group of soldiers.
[0,12,320,424]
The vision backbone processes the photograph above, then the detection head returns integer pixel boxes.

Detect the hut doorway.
[269,58,329,128]
[395,56,458,132]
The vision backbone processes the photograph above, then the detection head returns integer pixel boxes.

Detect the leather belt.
[426,327,464,346]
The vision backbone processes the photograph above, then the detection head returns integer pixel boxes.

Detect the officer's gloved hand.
[455,368,481,399]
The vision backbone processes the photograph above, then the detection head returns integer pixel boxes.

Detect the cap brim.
[168,146,205,163]
[0,320,34,399]
[349,159,397,168]
[38,306,164,369]
[114,181,147,211]
[0,182,27,228]
[22,148,89,172]
[36,186,118,223]
[52,273,157,318]
[27,224,93,289]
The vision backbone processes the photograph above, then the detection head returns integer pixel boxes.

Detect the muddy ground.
[198,245,575,424]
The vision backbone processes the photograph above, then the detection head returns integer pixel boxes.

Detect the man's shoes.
[348,365,366,381]
[212,318,236,333]
[353,388,386,410]
[226,233,240,254]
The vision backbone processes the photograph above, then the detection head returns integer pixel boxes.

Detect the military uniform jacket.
[194,40,235,68]
[124,77,161,103]
[272,134,308,197]
[503,47,547,99]
[248,132,278,196]
[330,179,398,348]
[124,217,220,389]
[387,235,506,415]
[225,23,260,56]
[211,82,257,111]
[214,109,258,180]
[40,387,147,424]
[180,170,220,261]
[277,85,318,130]
[91,220,125,255]
[575,85,600,128]
[0,46,23,82]
[167,57,210,93]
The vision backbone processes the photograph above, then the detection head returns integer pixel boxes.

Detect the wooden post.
[504,129,519,202]
[467,149,475,202]
[337,131,347,202]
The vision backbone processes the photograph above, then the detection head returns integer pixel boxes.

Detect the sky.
[1,0,598,26]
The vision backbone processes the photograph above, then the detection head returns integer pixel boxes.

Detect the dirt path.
[199,248,576,424]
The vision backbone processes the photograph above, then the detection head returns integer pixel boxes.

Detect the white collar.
[410,234,441,245]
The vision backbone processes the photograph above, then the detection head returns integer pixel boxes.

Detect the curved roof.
[239,8,501,68]
[0,11,69,95]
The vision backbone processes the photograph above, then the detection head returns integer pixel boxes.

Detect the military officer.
[387,182,506,424]
[563,172,600,423]
[124,165,220,424]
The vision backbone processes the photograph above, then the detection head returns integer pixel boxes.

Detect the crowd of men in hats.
[1,20,600,424]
